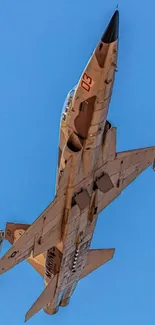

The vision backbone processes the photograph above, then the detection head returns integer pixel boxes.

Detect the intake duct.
[67,132,83,152]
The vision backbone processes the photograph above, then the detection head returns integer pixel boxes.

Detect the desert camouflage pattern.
[0,10,155,321]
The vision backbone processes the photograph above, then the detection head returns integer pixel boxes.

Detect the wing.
[0,194,65,275]
[95,146,155,213]
[0,158,72,275]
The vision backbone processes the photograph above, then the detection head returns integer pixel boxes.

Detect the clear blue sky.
[0,1,155,324]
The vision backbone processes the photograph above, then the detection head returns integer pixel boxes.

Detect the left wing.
[95,146,155,213]
[0,157,73,275]
[0,194,65,275]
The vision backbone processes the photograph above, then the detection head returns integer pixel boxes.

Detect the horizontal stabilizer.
[80,248,115,280]
[25,274,58,322]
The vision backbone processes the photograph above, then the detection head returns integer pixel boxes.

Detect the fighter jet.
[0,9,155,321]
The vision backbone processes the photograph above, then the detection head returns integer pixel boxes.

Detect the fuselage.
[44,10,119,314]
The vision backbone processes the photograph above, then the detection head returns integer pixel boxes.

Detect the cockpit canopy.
[61,86,76,121]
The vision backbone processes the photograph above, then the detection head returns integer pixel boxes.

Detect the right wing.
[0,194,65,275]
[95,145,155,213]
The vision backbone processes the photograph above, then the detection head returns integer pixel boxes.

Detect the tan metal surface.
[0,230,4,253]
[1,10,155,322]
[5,222,30,244]
[0,194,65,273]
[28,254,45,278]
[80,248,115,279]
[25,274,58,322]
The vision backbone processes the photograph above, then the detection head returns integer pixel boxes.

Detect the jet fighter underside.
[0,9,155,322]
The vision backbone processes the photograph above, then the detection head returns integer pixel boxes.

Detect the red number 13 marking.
[81,72,92,92]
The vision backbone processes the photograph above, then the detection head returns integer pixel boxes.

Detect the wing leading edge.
[0,194,66,275]
[1,147,154,275]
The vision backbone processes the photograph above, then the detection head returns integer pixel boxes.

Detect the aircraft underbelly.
[44,41,118,312]
[51,57,118,308]
[45,202,99,312]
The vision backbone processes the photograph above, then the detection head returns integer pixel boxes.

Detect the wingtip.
[111,248,115,257]
[25,310,33,323]
[25,307,34,323]
[25,313,29,323]
[106,248,115,259]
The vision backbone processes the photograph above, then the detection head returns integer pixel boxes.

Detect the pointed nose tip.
[101,10,119,43]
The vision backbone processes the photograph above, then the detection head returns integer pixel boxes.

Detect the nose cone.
[101,10,119,43]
